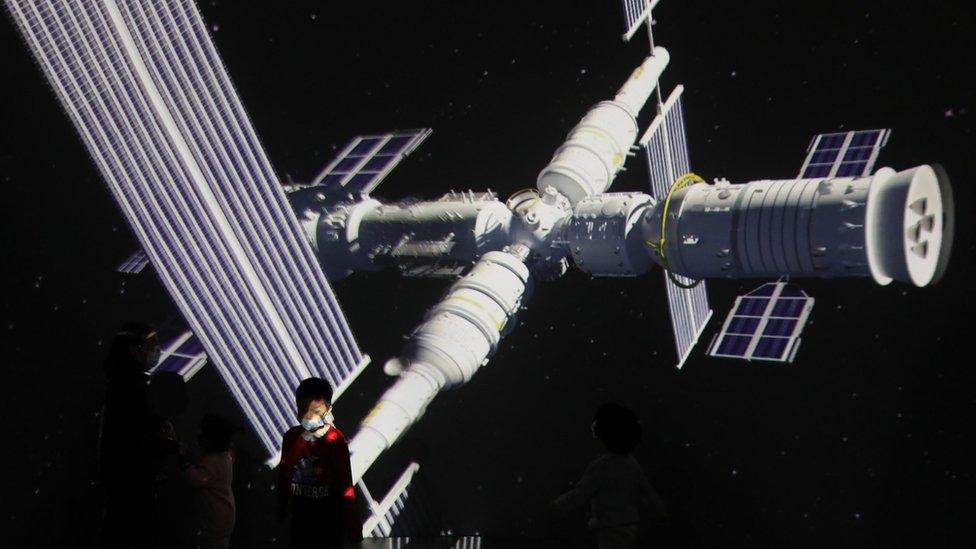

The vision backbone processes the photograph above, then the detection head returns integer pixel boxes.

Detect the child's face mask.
[299,406,335,440]
[300,416,326,432]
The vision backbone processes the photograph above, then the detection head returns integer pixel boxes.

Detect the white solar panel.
[6,0,368,457]
[361,462,420,538]
[117,249,150,274]
[708,282,814,363]
[639,85,712,368]
[313,129,431,196]
[798,129,891,179]
[151,329,208,380]
[621,0,659,42]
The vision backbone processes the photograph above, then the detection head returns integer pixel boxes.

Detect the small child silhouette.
[554,403,666,549]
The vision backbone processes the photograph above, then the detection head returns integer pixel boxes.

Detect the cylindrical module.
[639,165,953,287]
[537,48,669,205]
[562,192,656,276]
[287,190,513,279]
[348,250,532,482]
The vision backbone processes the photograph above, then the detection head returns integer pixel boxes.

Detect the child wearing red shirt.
[277,378,362,548]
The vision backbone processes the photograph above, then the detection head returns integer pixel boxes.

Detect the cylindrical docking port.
[639,165,953,287]
[537,48,669,205]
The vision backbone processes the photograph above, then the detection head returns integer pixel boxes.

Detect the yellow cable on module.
[648,172,706,289]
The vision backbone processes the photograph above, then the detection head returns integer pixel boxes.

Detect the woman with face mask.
[97,322,174,548]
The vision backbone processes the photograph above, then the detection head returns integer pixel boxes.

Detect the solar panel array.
[362,462,420,538]
[6,0,368,457]
[708,282,814,362]
[117,249,150,274]
[621,0,658,41]
[798,129,890,179]
[313,129,431,196]
[152,330,208,379]
[639,85,712,368]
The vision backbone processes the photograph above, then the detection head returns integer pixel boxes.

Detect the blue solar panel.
[803,164,832,178]
[810,149,841,164]
[362,155,397,172]
[763,318,798,337]
[377,135,414,155]
[717,334,752,357]
[345,173,379,194]
[334,157,364,173]
[727,316,761,335]
[819,133,847,149]
[350,138,383,156]
[771,299,806,318]
[709,282,813,363]
[752,337,790,359]
[175,336,205,356]
[735,297,770,316]
[836,161,868,177]
[843,147,873,161]
[850,130,881,147]
[313,129,431,195]
[799,129,889,179]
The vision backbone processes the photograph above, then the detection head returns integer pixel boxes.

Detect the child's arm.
[553,458,602,511]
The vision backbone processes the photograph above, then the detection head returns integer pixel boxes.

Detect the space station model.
[6,0,953,538]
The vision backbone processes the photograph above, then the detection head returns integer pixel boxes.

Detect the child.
[182,413,237,549]
[277,377,362,548]
[553,403,666,549]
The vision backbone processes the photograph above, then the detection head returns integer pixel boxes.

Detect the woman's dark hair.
[199,413,236,452]
[295,377,333,415]
[593,402,642,455]
[104,322,155,379]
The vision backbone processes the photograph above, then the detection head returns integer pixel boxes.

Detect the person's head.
[295,377,334,429]
[105,322,160,377]
[198,413,236,453]
[592,403,642,455]
[148,371,188,419]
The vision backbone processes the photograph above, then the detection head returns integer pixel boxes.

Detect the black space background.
[1,1,974,547]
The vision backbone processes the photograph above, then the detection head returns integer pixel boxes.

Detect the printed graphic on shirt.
[290,456,330,498]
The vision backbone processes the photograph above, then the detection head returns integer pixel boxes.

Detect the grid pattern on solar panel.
[118,249,150,273]
[641,86,689,199]
[639,87,712,368]
[621,0,652,40]
[153,331,207,378]
[7,0,367,457]
[800,129,889,179]
[708,283,813,362]
[314,129,430,195]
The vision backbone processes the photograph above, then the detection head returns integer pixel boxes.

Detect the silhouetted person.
[553,403,666,549]
[148,371,192,549]
[98,322,175,548]
[277,378,362,548]
[182,413,237,549]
